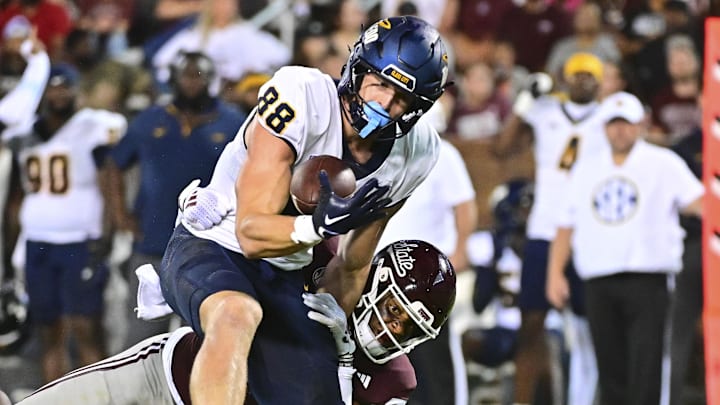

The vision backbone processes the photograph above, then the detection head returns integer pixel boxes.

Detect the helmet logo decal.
[390,241,418,277]
[382,65,416,92]
[363,24,380,44]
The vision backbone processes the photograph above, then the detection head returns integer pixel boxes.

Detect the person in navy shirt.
[104,50,245,348]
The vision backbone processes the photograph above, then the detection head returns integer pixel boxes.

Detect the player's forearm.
[321,222,384,314]
[235,213,319,258]
[492,116,525,158]
[102,160,135,230]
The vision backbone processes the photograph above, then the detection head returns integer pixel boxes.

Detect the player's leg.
[248,264,342,404]
[61,240,108,366]
[24,240,68,382]
[514,239,552,404]
[159,224,262,404]
[16,332,174,405]
[193,290,262,403]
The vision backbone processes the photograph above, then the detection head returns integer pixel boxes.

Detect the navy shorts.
[159,224,342,405]
[25,240,109,324]
[519,239,585,315]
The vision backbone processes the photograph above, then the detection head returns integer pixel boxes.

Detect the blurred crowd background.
[0,0,717,404]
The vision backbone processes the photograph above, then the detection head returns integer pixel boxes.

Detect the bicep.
[235,116,296,219]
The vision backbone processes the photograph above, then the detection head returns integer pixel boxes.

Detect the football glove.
[178,179,231,231]
[312,171,390,238]
[303,292,356,366]
[513,72,553,117]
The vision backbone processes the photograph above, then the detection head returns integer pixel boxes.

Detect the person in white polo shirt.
[545,91,703,405]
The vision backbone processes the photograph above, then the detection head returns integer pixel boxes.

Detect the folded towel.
[135,264,173,320]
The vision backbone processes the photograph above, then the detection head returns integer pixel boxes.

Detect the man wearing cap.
[546,91,703,405]
[4,63,127,382]
[494,52,608,405]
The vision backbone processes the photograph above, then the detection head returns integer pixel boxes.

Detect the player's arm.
[235,118,390,259]
[492,73,552,158]
[0,35,49,139]
[103,158,139,234]
[233,116,303,258]
[546,226,572,309]
[320,202,403,315]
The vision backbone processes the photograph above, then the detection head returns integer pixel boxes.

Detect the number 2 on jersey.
[257,86,296,134]
[558,135,580,171]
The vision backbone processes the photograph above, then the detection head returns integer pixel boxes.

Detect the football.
[290,155,356,214]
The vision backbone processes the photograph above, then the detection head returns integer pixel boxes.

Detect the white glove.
[303,292,356,366]
[513,72,554,117]
[178,179,231,231]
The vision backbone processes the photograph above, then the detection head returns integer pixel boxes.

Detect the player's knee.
[200,291,263,335]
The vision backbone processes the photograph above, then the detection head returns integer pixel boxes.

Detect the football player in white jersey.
[158,16,449,404]
[4,64,126,382]
[493,52,607,405]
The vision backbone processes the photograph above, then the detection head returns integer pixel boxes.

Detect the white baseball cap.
[2,15,31,40]
[602,91,645,124]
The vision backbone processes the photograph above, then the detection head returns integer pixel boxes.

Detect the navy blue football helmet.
[338,16,450,139]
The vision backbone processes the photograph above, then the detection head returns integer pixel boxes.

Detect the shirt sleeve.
[666,150,704,209]
[0,48,49,132]
[254,67,332,161]
[436,141,476,207]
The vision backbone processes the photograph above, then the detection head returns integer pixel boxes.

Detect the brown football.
[290,155,356,214]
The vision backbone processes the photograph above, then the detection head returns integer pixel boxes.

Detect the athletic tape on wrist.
[290,215,322,245]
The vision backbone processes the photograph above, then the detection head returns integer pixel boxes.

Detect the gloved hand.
[178,179,231,231]
[312,171,390,238]
[513,72,554,117]
[528,72,553,97]
[303,292,356,366]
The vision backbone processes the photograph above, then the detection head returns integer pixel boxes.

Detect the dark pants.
[670,237,703,405]
[585,272,670,405]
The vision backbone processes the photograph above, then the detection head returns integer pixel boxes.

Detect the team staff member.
[493,52,608,404]
[546,91,703,405]
[104,51,244,347]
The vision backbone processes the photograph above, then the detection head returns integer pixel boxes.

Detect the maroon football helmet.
[352,240,456,364]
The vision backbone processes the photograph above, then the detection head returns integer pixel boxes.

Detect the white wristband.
[512,90,534,118]
[290,215,322,245]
